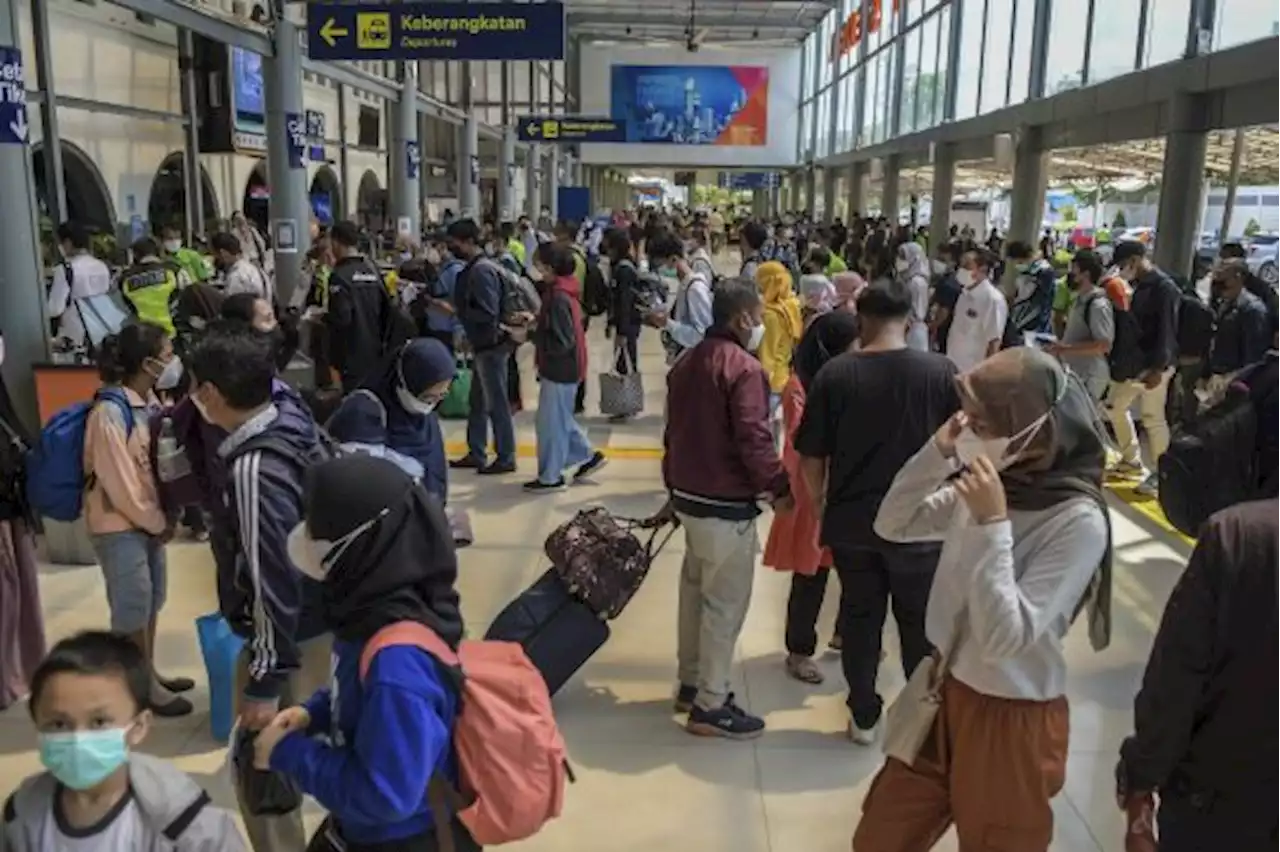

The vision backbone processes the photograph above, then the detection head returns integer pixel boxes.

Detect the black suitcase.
[484,568,610,696]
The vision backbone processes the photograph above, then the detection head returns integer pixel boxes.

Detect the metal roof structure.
[565,0,833,45]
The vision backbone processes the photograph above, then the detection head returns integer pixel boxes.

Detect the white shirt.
[223,257,269,301]
[48,252,113,345]
[875,440,1108,701]
[946,277,1008,373]
[666,272,713,352]
[40,792,142,851]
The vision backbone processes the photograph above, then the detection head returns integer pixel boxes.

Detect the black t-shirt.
[930,272,962,353]
[793,348,961,550]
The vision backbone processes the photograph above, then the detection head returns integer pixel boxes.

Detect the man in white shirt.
[47,221,113,346]
[644,232,713,362]
[212,232,271,303]
[946,248,1008,373]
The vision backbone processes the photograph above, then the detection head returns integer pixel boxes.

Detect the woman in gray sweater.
[854,347,1112,852]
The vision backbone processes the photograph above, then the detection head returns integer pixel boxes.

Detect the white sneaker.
[1134,472,1160,497]
[1108,459,1147,479]
[848,718,879,746]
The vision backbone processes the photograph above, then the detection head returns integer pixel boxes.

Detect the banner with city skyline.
[609,65,769,146]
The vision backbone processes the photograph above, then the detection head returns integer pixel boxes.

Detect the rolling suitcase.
[484,568,610,696]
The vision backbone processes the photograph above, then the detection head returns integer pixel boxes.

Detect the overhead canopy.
[566,0,833,45]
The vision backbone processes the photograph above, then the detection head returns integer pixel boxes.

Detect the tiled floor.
[0,276,1195,852]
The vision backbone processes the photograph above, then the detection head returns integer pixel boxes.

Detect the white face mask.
[895,259,909,273]
[286,509,388,582]
[154,357,184,391]
[747,322,766,352]
[396,384,437,417]
[955,268,976,288]
[163,240,182,254]
[954,411,1052,472]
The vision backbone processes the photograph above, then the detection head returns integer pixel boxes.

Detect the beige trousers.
[1104,368,1174,465]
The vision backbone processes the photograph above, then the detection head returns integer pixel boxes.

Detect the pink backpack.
[359,622,570,848]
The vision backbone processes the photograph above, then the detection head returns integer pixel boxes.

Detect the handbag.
[882,606,966,766]
[440,359,472,419]
[544,507,677,620]
[598,344,644,418]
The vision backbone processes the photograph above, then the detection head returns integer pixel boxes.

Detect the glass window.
[1045,0,1087,92]
[979,0,1012,114]
[954,0,984,120]
[900,25,922,133]
[1215,0,1279,51]
[1007,0,1035,103]
[1088,0,1141,83]
[819,13,834,89]
[1237,194,1260,206]
[879,42,897,142]
[916,13,941,128]
[1262,195,1280,207]
[817,89,831,157]
[1143,0,1193,66]
[868,54,884,143]
[931,5,950,126]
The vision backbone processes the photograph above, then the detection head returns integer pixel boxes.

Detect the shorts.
[91,530,167,633]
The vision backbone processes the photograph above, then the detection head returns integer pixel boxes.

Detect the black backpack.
[1176,290,1215,361]
[579,250,610,317]
[1158,384,1258,536]
[1089,292,1145,382]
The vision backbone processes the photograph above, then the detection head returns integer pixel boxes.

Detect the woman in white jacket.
[854,346,1112,852]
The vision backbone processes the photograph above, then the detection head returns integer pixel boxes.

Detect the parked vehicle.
[1247,234,1279,285]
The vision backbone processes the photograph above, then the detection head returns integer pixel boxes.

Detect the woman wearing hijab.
[831,271,867,315]
[895,241,932,352]
[756,261,804,402]
[797,273,838,328]
[252,454,477,852]
[328,338,455,503]
[854,347,1112,851]
[763,311,861,684]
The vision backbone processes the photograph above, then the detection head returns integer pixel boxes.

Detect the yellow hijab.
[756,261,803,341]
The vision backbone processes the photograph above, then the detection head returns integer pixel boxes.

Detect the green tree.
[1059,203,1078,223]
[1112,211,1128,229]
[1245,218,1262,237]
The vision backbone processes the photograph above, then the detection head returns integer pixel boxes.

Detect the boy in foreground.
[1,631,245,851]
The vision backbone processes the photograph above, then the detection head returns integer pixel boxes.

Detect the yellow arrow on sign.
[320,18,349,47]
[525,122,540,137]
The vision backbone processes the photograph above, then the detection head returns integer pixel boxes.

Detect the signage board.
[273,219,299,254]
[406,141,421,181]
[306,109,326,162]
[306,2,566,61]
[285,112,306,169]
[516,116,625,144]
[468,154,480,188]
[0,46,28,146]
[717,172,780,190]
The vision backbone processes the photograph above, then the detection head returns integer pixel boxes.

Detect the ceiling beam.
[568,12,812,28]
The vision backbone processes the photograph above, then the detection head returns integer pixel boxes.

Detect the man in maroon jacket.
[657,279,791,739]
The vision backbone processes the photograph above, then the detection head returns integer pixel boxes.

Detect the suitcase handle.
[616,515,678,561]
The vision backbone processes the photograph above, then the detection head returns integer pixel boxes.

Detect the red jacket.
[662,329,788,520]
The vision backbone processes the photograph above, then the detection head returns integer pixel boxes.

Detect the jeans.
[675,513,759,710]
[91,530,167,634]
[535,379,595,484]
[1105,368,1174,466]
[833,546,938,729]
[465,345,516,465]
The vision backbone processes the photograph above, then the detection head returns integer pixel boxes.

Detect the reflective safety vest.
[120,260,178,336]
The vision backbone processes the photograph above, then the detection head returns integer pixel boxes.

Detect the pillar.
[391,62,420,239]
[457,62,479,219]
[545,146,560,220]
[821,167,837,223]
[0,0,50,428]
[178,30,205,239]
[1008,125,1048,247]
[264,14,310,307]
[337,83,350,219]
[847,162,866,218]
[930,143,956,242]
[498,127,516,222]
[803,167,817,215]
[882,155,901,223]
[1153,93,1209,277]
[524,145,540,219]
[31,0,64,229]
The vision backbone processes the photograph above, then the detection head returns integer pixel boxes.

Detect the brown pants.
[853,677,1069,852]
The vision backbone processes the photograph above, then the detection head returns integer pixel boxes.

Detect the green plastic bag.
[439,362,472,419]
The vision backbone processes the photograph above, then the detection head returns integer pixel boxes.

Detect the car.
[1117,226,1156,245]
[1246,234,1279,285]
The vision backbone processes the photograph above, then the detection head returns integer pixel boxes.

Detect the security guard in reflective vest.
[118,236,191,336]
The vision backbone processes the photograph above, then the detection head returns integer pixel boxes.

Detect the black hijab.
[301,453,463,646]
[793,310,860,391]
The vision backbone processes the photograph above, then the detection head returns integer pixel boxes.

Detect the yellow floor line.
[1106,480,1195,546]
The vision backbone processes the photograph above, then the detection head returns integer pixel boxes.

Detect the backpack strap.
[93,388,136,438]
[161,790,212,841]
[358,621,458,681]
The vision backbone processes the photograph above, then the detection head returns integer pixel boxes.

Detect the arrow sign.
[525,122,541,138]
[0,46,29,147]
[319,18,349,47]
[515,115,624,144]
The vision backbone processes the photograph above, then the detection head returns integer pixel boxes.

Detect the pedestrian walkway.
[0,302,1192,852]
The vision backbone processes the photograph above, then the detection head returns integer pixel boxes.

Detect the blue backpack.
[27,388,136,522]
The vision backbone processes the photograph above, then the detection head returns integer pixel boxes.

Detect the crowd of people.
[0,200,1274,851]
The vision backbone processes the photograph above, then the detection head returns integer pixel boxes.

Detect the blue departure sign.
[306,110,326,162]
[517,116,625,144]
[0,46,29,146]
[718,172,780,190]
[307,2,566,61]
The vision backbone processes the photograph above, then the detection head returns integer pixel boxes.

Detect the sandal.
[785,654,825,685]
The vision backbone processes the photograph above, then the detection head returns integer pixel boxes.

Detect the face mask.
[163,240,182,254]
[39,727,132,791]
[746,322,766,352]
[931,259,947,276]
[956,268,975,288]
[955,390,1060,471]
[895,259,909,273]
[286,509,389,582]
[659,266,678,279]
[153,357,184,391]
[396,384,437,416]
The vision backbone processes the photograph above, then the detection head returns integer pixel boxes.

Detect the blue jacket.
[271,640,458,846]
[218,398,328,700]
[328,389,448,503]
[454,256,505,352]
[424,259,463,335]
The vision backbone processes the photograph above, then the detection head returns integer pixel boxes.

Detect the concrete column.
[0,0,51,428]
[545,145,560,220]
[524,146,540,219]
[178,29,205,239]
[391,62,420,239]
[498,127,516,221]
[930,143,956,242]
[803,168,817,215]
[1009,125,1049,247]
[264,15,310,306]
[1153,93,1209,277]
[847,162,866,218]
[337,83,350,219]
[31,0,65,229]
[821,167,837,223]
[882,155,901,223]
[457,62,479,219]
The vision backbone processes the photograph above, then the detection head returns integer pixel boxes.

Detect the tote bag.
[883,607,965,766]
[599,345,643,418]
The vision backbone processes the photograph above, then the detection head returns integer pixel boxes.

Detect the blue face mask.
[39,728,132,790]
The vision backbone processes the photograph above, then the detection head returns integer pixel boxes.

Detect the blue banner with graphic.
[285,112,306,169]
[718,172,779,190]
[0,46,29,146]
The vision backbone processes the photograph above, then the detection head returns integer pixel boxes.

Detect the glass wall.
[1088,0,1142,83]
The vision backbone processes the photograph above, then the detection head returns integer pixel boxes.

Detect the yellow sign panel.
[357,12,392,50]
[540,120,560,140]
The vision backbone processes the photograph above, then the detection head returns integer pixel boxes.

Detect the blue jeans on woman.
[536,379,595,484]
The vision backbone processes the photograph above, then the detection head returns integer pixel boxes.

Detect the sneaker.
[686,699,765,740]
[450,455,485,470]
[572,451,609,482]
[478,460,517,475]
[1107,459,1147,479]
[848,717,879,746]
[523,478,567,493]
[673,683,697,713]
[1134,472,1160,497]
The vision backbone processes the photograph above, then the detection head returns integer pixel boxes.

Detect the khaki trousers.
[233,635,333,852]
[853,677,1069,852]
[1104,369,1174,465]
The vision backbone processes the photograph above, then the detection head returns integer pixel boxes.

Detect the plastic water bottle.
[156,416,191,484]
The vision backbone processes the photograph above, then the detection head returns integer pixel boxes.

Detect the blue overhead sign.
[517,116,625,144]
[306,2,566,61]
[305,109,326,162]
[0,46,29,146]
[718,172,779,190]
